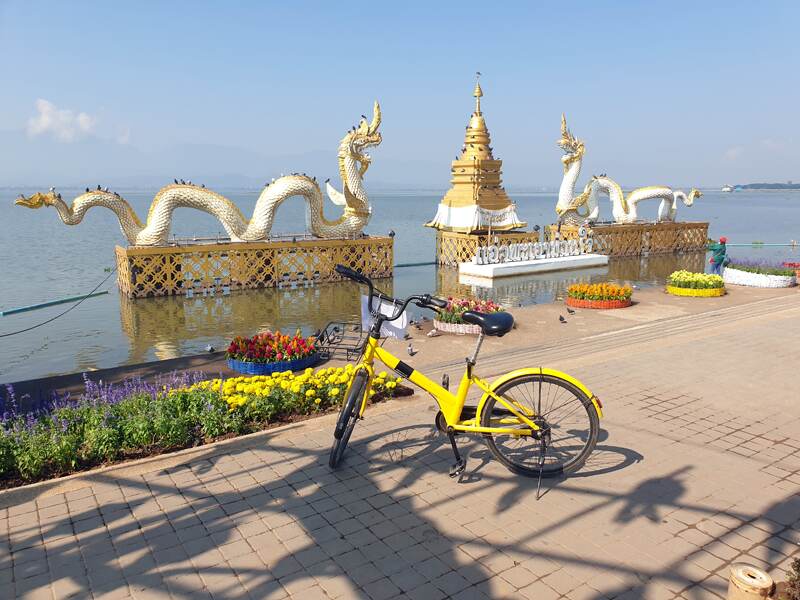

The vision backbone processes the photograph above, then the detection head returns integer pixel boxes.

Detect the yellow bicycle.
[329,265,603,481]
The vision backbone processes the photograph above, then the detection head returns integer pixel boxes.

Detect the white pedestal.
[458,253,609,279]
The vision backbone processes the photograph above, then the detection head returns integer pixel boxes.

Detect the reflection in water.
[118,253,704,365]
[119,280,393,364]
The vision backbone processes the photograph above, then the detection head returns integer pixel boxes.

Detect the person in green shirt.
[708,236,728,274]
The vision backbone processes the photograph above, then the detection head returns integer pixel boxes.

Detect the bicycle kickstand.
[446,428,467,478]
[535,436,550,501]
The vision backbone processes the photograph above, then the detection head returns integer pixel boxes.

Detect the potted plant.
[723,261,797,288]
[433,298,506,335]
[666,270,726,297]
[226,330,319,375]
[566,283,633,309]
[783,262,800,281]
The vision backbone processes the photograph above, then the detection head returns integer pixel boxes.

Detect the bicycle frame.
[352,336,565,436]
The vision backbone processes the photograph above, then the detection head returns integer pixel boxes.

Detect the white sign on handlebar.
[360,295,409,339]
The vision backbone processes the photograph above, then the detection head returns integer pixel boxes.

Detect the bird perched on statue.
[559,315,567,324]
[407,343,417,357]
[85,187,90,193]
[388,230,395,238]
[96,185,101,190]
[174,178,179,184]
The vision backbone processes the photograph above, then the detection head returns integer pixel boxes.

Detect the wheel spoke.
[482,375,597,477]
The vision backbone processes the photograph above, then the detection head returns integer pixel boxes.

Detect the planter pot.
[433,319,483,335]
[723,267,796,288]
[565,297,632,310]
[666,285,726,297]
[782,262,800,280]
[226,353,320,375]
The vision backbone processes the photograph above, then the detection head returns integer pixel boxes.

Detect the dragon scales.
[555,115,700,225]
[15,103,382,244]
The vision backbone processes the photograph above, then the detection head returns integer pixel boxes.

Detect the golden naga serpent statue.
[15,102,382,244]
[555,114,700,225]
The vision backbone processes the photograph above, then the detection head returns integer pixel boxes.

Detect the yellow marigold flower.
[306,389,316,397]
[314,398,321,404]
[378,371,387,379]
[329,387,340,397]
[386,381,396,389]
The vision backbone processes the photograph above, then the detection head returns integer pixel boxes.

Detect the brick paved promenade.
[2,291,798,599]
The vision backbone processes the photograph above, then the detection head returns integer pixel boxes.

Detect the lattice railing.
[116,237,393,298]
[545,222,709,257]
[436,230,541,266]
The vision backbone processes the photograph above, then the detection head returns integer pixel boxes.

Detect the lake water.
[0,188,797,382]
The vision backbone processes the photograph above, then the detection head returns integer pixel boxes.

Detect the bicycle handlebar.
[335,264,447,324]
[335,264,371,286]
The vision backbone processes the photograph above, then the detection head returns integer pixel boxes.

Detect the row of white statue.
[15,102,699,245]
[555,115,700,226]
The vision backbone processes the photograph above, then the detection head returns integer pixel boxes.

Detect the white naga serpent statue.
[15,102,382,244]
[555,114,700,225]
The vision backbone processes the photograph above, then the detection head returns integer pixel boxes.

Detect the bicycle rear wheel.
[329,369,368,469]
[481,373,599,478]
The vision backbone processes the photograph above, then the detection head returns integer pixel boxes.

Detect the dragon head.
[557,114,585,166]
[15,189,60,209]
[344,101,382,173]
[686,188,702,206]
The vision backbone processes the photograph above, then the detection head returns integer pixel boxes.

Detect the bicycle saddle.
[461,311,514,337]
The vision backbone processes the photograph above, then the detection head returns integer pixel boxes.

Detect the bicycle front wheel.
[329,369,368,469]
[481,373,599,478]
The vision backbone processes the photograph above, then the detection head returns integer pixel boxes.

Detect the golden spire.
[473,71,483,114]
[425,76,526,232]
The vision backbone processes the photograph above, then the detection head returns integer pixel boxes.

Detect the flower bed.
[434,297,505,335]
[566,283,632,309]
[0,366,404,487]
[666,270,725,296]
[226,330,318,375]
[723,267,796,288]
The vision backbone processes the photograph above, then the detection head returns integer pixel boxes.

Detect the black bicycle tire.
[480,373,599,478]
[329,370,368,468]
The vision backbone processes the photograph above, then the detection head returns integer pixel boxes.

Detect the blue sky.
[0,1,798,188]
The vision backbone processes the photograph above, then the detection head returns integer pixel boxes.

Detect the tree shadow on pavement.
[5,422,799,599]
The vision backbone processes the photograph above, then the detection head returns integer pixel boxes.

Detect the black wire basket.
[314,322,368,361]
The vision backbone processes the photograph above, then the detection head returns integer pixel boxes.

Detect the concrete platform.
[459,253,609,279]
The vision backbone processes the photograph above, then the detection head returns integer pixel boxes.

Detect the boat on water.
[721,184,735,192]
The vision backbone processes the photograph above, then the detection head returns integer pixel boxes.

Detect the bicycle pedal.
[449,458,467,478]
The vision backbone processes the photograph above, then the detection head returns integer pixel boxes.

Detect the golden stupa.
[426,77,525,233]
